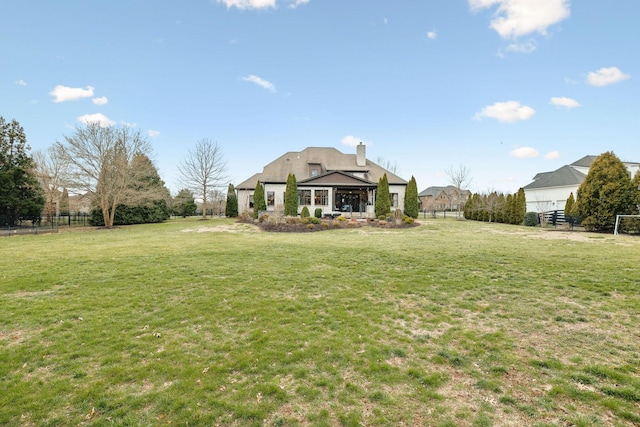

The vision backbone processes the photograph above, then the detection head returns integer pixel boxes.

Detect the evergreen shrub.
[301,206,310,217]
[314,208,322,218]
[524,211,539,227]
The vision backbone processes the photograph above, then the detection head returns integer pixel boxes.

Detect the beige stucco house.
[236,143,407,218]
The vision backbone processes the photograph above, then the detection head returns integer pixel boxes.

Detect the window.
[298,190,311,205]
[391,193,398,208]
[267,191,275,206]
[249,194,254,209]
[314,189,328,206]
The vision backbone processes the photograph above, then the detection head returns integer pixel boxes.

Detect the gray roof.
[523,165,586,190]
[236,146,407,189]
[418,185,457,197]
[570,155,598,168]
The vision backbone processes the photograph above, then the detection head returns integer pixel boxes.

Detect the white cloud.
[92,96,109,105]
[15,79,27,86]
[550,96,580,109]
[242,75,276,92]
[148,130,161,138]
[217,0,275,9]
[469,0,570,39]
[121,121,138,128]
[474,101,535,123]
[341,135,366,147]
[288,0,309,9]
[50,85,95,103]
[510,146,539,158]
[504,40,536,54]
[545,150,561,160]
[427,31,438,40]
[586,67,630,87]
[77,113,114,127]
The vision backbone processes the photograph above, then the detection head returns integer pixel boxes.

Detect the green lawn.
[1,218,639,426]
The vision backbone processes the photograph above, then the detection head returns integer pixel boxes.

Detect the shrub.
[524,211,539,227]
[285,217,301,225]
[336,215,347,222]
[302,216,320,224]
[403,216,415,225]
[379,220,387,226]
[314,208,322,218]
[306,224,315,230]
[301,206,310,217]
[258,214,269,223]
[321,222,329,229]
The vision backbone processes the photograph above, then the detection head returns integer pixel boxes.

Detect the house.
[235,143,408,218]
[418,185,471,212]
[523,155,639,213]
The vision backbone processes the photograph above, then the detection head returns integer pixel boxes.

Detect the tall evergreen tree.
[375,173,391,218]
[284,173,298,216]
[0,117,45,226]
[173,189,197,217]
[564,192,577,226]
[631,171,640,213]
[515,188,526,225]
[60,188,70,216]
[503,194,513,224]
[577,151,635,231]
[253,181,266,218]
[225,184,238,217]
[403,176,419,218]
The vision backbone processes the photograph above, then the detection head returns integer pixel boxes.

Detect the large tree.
[178,138,227,220]
[56,123,154,228]
[225,184,238,217]
[576,151,635,232]
[284,173,298,216]
[403,176,419,219]
[89,153,170,226]
[253,181,266,218]
[375,173,391,218]
[0,117,45,226]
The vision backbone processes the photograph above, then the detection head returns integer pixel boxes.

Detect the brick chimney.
[356,142,366,167]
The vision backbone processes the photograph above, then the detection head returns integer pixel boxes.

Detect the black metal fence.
[0,213,92,237]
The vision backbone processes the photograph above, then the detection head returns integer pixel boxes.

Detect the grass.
[1,217,639,426]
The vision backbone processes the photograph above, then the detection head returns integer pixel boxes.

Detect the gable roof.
[570,155,598,168]
[418,185,469,198]
[298,170,375,186]
[236,146,406,189]
[523,164,586,190]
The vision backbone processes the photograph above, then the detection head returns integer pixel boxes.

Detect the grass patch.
[1,218,639,425]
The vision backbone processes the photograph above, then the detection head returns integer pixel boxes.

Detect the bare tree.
[375,156,399,175]
[33,145,69,220]
[178,139,227,220]
[56,123,153,227]
[446,164,473,218]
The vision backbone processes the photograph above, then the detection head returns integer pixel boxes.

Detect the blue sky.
[2,0,637,194]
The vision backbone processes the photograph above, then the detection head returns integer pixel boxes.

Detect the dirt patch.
[181,223,260,233]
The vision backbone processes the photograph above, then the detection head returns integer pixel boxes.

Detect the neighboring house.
[523,155,640,213]
[418,185,471,212]
[236,143,408,218]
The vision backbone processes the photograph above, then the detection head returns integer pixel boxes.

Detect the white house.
[523,155,640,213]
[235,143,407,218]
